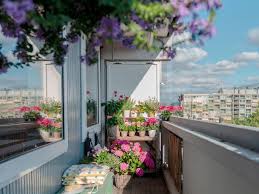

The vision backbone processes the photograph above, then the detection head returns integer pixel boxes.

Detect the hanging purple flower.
[3,0,34,24]
[131,13,152,30]
[163,47,176,59]
[96,17,122,40]
[122,37,136,49]
[0,23,21,38]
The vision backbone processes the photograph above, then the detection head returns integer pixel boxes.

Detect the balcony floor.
[114,173,169,194]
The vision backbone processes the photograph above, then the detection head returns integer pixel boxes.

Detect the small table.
[56,172,113,194]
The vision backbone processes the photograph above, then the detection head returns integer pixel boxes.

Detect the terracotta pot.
[38,129,51,142]
[53,131,61,139]
[124,110,131,118]
[128,131,135,137]
[148,130,156,138]
[139,131,146,137]
[114,174,131,189]
[121,131,128,137]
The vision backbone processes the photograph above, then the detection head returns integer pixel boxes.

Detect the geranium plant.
[109,140,155,176]
[0,0,221,74]
[19,105,42,121]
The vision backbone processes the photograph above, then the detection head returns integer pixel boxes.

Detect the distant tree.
[233,107,259,128]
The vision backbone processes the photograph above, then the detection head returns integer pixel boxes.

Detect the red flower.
[19,106,31,112]
[31,106,41,112]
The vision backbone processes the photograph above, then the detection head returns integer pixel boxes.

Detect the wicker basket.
[114,174,131,189]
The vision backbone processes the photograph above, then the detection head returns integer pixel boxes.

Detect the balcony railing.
[161,117,259,194]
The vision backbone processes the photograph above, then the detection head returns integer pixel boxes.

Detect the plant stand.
[107,127,161,172]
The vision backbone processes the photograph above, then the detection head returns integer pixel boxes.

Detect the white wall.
[183,141,257,194]
[106,62,159,101]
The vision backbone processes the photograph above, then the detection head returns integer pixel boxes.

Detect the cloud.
[209,60,243,74]
[248,28,259,45]
[173,47,208,64]
[247,76,259,82]
[234,52,259,62]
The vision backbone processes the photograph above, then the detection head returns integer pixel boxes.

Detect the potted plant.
[40,100,62,118]
[128,124,136,137]
[119,123,128,137]
[108,141,155,189]
[122,97,135,118]
[51,121,62,138]
[37,118,53,141]
[143,98,160,117]
[19,106,42,122]
[147,118,159,138]
[137,125,146,137]
[160,110,172,121]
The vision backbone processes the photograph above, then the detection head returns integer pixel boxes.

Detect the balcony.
[161,117,259,194]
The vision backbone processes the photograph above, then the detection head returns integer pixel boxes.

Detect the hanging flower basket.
[114,174,132,189]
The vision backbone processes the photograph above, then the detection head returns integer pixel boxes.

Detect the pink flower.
[121,144,131,152]
[120,163,129,171]
[147,118,157,124]
[31,106,41,112]
[19,106,31,112]
[145,157,155,169]
[37,118,53,127]
[136,168,144,177]
[114,150,123,157]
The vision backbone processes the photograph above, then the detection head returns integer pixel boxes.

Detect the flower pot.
[121,131,128,137]
[139,131,146,137]
[148,130,156,138]
[108,125,117,137]
[38,129,51,142]
[114,174,131,189]
[128,131,135,137]
[124,110,131,118]
[53,131,61,139]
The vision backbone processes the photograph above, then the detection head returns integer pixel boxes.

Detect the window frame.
[80,37,101,142]
[0,60,68,189]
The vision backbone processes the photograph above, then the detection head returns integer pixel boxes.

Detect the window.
[0,63,63,162]
[81,40,101,141]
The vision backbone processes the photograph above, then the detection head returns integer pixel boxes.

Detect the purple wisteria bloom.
[3,0,34,24]
[96,17,122,40]
[131,13,152,30]
[0,23,21,37]
[122,37,136,49]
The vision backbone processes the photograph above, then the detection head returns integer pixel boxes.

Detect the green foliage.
[40,100,62,116]
[148,123,159,131]
[232,108,259,128]
[141,97,160,115]
[132,0,172,22]
[23,111,41,121]
[127,125,136,132]
[160,110,172,121]
[94,150,120,168]
[122,97,135,111]
[136,126,146,131]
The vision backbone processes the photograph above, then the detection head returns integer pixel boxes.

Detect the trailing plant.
[0,0,221,74]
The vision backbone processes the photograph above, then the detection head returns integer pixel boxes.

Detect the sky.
[0,31,43,89]
[161,0,259,104]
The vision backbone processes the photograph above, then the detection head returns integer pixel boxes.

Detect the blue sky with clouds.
[161,0,259,104]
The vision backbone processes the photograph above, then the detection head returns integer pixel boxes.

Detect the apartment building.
[183,87,259,122]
